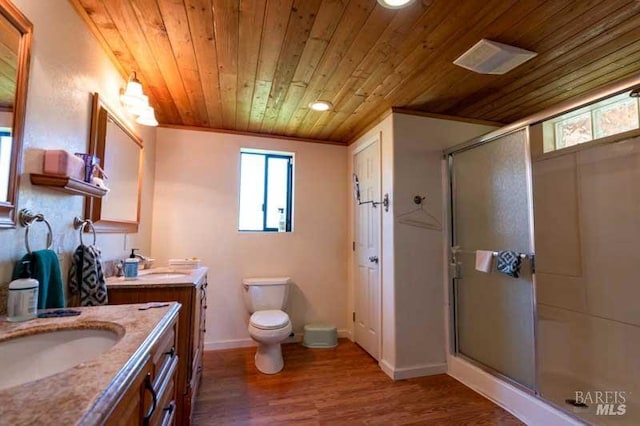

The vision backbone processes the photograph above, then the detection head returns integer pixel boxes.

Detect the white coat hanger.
[397,195,442,231]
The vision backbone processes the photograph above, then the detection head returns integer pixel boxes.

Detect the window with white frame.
[0,128,12,201]
[238,149,294,232]
[542,91,640,153]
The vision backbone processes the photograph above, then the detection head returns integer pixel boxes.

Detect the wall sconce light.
[120,71,158,127]
[135,105,159,127]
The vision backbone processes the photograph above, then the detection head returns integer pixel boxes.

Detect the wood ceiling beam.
[259,0,323,134]
[212,0,239,129]
[247,0,293,133]
[101,0,183,123]
[236,0,267,131]
[157,0,210,126]
[185,0,223,128]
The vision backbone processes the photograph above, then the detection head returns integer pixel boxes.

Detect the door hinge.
[352,311,356,322]
[352,241,356,251]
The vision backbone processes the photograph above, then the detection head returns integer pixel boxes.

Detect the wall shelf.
[30,173,107,198]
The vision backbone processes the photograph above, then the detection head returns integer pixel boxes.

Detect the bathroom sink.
[137,269,191,280]
[0,327,121,391]
[139,273,189,279]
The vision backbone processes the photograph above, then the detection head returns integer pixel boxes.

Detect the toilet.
[242,277,292,374]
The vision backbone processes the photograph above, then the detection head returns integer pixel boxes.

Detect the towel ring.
[19,209,53,255]
[73,217,97,246]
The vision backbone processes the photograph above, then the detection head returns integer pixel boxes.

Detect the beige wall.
[392,113,495,371]
[151,128,348,348]
[0,0,156,306]
[349,112,495,379]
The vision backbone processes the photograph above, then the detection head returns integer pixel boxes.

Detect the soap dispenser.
[7,260,39,322]
[124,249,139,280]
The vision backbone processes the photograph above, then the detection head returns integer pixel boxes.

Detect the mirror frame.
[0,0,32,228]
[84,93,143,233]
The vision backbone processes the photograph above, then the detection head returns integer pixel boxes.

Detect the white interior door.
[353,140,381,360]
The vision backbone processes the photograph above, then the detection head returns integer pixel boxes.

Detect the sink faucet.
[130,248,153,269]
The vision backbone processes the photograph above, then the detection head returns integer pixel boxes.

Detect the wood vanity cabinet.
[106,315,179,425]
[107,273,207,425]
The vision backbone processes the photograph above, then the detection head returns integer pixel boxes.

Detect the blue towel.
[12,250,66,309]
[496,251,522,278]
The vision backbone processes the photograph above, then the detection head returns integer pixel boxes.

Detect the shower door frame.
[440,72,640,420]
[444,126,539,395]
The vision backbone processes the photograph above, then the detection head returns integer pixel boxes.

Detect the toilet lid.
[250,310,289,330]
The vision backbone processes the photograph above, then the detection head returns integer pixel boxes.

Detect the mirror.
[0,0,32,228]
[84,93,143,233]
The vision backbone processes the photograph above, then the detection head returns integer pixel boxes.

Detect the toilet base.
[254,342,284,374]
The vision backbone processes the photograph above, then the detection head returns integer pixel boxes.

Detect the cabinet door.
[192,280,207,378]
[106,359,152,426]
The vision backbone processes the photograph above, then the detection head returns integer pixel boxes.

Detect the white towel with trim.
[475,250,494,273]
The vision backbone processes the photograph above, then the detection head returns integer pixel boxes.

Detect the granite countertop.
[0,303,181,426]
[106,266,208,289]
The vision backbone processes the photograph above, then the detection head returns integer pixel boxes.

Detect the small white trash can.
[302,323,338,348]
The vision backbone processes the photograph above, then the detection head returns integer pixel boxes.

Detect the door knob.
[369,256,379,264]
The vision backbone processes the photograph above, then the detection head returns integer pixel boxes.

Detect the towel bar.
[18,209,53,254]
[73,217,97,246]
[451,247,533,259]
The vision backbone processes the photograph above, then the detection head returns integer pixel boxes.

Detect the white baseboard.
[447,355,582,426]
[204,338,255,351]
[204,329,352,351]
[379,358,448,380]
[338,329,352,340]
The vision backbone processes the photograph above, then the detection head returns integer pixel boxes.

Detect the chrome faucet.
[131,248,154,269]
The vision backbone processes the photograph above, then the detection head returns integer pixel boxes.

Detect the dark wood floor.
[193,339,523,425]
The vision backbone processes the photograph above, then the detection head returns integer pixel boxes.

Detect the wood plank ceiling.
[70,0,640,144]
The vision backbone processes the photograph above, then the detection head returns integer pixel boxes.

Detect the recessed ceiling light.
[377,0,415,9]
[309,100,333,111]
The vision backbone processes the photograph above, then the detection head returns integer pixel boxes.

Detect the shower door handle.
[368,256,379,264]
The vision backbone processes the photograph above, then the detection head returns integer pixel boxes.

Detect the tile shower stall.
[447,103,640,425]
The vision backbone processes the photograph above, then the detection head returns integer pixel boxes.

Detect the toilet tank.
[242,277,291,313]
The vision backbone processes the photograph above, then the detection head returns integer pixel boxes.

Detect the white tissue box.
[168,258,201,269]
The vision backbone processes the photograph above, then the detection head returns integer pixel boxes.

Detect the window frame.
[543,91,640,153]
[238,150,294,233]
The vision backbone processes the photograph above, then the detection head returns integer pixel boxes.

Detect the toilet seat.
[250,310,289,330]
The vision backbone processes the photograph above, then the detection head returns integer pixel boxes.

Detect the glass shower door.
[450,128,536,390]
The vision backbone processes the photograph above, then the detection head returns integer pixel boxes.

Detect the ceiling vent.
[453,39,537,75]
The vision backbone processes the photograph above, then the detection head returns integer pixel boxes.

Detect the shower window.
[238,149,294,232]
[542,91,640,152]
